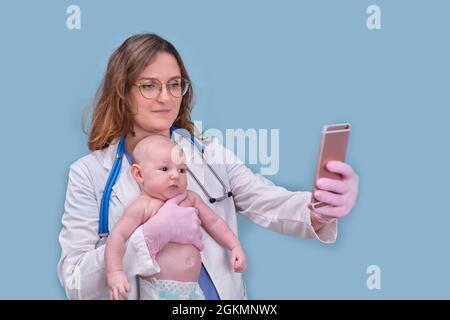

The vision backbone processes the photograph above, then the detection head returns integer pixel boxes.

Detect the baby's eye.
[178,168,186,174]
[160,167,169,172]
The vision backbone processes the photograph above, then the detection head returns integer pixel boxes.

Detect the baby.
[105,135,247,300]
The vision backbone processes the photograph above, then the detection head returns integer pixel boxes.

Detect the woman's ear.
[131,164,144,183]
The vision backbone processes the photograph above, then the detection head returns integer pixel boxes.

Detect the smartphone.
[309,123,351,210]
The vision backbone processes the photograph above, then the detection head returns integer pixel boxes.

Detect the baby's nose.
[170,169,179,179]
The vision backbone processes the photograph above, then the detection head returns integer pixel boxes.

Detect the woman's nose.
[157,84,171,102]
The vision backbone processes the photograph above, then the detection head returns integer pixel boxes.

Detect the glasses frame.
[133,77,190,99]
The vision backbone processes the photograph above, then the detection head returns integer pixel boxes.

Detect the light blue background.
[0,0,448,299]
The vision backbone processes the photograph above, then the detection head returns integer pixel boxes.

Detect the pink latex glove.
[311,161,359,224]
[142,191,204,257]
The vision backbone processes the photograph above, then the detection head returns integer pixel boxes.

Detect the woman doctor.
[57,33,359,300]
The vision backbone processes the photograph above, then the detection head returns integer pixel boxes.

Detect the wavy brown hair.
[85,33,195,151]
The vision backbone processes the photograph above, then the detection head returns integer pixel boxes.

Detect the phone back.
[316,123,350,181]
[310,123,351,209]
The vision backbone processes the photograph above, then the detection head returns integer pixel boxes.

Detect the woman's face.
[129,52,183,137]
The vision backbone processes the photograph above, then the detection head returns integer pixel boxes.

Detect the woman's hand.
[142,191,204,257]
[311,161,359,224]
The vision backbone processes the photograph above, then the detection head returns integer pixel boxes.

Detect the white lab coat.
[57,132,337,300]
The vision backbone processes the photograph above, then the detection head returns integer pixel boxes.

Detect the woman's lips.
[152,109,170,115]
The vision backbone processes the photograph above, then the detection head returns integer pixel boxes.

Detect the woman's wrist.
[310,211,326,232]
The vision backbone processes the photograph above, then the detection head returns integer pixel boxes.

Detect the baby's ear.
[130,164,144,183]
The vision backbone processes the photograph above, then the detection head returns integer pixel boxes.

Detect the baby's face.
[138,144,188,201]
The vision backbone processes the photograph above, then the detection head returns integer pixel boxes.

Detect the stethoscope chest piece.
[95,234,109,248]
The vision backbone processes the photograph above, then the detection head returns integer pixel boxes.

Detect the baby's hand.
[107,271,131,300]
[230,245,247,273]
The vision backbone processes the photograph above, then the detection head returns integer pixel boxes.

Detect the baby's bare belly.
[150,243,201,282]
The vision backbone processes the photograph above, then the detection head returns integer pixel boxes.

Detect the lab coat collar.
[101,139,119,170]
[95,139,139,208]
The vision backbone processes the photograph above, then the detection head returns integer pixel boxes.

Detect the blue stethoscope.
[96,126,233,247]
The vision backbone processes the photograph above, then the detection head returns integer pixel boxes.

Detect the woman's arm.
[57,163,160,300]
[210,138,337,243]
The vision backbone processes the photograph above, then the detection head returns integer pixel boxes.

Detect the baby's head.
[131,135,187,201]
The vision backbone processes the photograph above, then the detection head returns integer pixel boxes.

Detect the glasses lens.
[138,78,190,99]
[168,78,189,98]
[139,80,161,99]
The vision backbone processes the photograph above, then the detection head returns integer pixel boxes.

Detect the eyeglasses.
[133,78,190,99]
